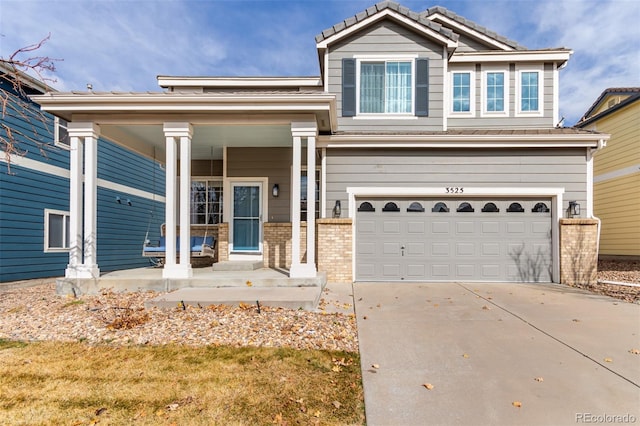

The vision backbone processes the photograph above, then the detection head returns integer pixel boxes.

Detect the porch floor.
[56,266,327,310]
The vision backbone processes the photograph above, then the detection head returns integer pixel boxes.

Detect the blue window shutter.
[342,58,356,117]
[415,58,429,117]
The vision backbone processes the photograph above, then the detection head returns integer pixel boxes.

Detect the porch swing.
[141,150,217,263]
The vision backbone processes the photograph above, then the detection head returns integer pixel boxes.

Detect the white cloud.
[2,0,637,125]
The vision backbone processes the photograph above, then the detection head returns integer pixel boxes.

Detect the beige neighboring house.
[576,88,640,259]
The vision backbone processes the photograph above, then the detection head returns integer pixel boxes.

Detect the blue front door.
[232,183,261,252]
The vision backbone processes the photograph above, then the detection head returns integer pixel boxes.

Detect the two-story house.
[32,2,607,292]
[0,62,166,283]
[576,88,640,259]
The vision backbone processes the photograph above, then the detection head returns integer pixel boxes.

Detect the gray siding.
[325,148,587,217]
[227,147,293,222]
[328,20,445,131]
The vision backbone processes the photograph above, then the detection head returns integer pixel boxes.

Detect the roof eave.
[316,8,457,50]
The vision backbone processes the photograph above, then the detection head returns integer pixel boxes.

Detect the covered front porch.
[33,78,340,294]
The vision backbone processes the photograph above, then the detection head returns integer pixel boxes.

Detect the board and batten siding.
[324,148,587,217]
[327,20,445,131]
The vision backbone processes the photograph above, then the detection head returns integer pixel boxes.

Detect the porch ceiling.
[100,124,294,162]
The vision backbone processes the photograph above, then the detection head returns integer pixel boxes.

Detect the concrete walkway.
[354,282,640,426]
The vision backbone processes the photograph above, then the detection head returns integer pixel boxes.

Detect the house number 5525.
[445,187,464,193]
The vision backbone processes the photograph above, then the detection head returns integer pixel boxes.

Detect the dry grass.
[0,340,364,425]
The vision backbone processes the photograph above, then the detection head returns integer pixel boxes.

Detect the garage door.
[355,198,552,282]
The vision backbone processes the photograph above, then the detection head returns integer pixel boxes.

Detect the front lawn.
[0,340,364,425]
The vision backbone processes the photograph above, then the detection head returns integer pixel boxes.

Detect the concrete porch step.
[212,261,264,271]
[145,286,323,311]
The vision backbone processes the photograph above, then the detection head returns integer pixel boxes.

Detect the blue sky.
[1,0,638,125]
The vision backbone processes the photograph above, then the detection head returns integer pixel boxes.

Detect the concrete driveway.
[354,282,640,426]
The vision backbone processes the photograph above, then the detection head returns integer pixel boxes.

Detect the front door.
[231,182,262,252]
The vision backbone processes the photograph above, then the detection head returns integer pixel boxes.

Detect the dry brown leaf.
[245,281,253,287]
[372,364,380,369]
[629,348,640,355]
[313,410,321,418]
[462,353,470,358]
[423,383,434,390]
[512,401,522,408]
[482,305,491,310]
[534,377,544,382]
[604,357,613,363]
[332,401,341,409]
[331,365,342,372]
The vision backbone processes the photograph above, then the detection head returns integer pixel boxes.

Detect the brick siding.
[559,219,599,285]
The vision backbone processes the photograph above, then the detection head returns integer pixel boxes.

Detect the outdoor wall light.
[333,200,341,218]
[272,184,279,198]
[568,201,580,217]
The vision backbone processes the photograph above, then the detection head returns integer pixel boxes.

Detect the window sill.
[352,115,418,120]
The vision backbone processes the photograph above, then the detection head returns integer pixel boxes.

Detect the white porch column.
[162,122,193,279]
[65,131,84,278]
[82,125,100,277]
[65,122,100,279]
[290,122,318,278]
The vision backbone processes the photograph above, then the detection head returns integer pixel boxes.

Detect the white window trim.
[54,117,70,150]
[44,208,70,252]
[516,65,544,117]
[481,67,509,117]
[354,54,418,118]
[190,176,223,227]
[449,66,476,117]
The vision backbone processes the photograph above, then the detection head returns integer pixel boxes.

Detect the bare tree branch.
[1,34,62,172]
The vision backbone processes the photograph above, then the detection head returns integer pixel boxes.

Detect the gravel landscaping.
[1,259,637,348]
[0,283,358,352]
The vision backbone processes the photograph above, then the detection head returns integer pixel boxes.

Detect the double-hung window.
[450,67,475,115]
[516,66,543,116]
[44,209,70,252]
[190,179,223,225]
[342,57,429,118]
[482,68,508,116]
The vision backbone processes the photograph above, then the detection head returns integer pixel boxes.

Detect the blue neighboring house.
[0,62,165,283]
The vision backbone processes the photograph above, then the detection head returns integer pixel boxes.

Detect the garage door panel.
[456,242,475,256]
[383,221,401,234]
[456,264,475,277]
[431,242,450,256]
[456,221,475,234]
[355,197,552,282]
[481,242,500,256]
[406,242,426,256]
[407,221,425,234]
[432,264,450,277]
[481,264,501,278]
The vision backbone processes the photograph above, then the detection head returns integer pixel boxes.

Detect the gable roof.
[576,87,640,126]
[422,5,526,51]
[315,1,458,48]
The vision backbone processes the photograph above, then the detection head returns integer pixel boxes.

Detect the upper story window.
[360,61,412,114]
[342,57,429,118]
[54,117,70,149]
[450,67,475,116]
[516,66,543,116]
[482,68,509,116]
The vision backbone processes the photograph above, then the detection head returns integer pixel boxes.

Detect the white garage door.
[355,198,552,282]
